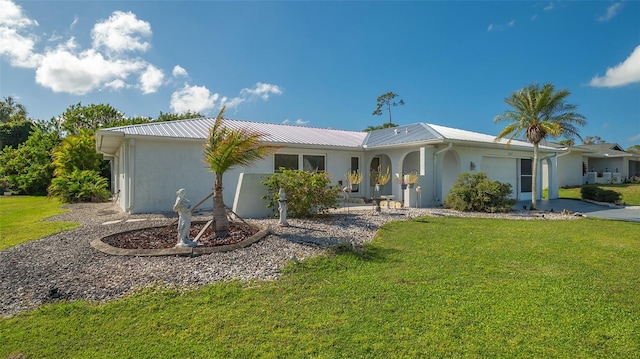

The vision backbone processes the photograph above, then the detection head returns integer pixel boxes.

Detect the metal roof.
[362,123,542,149]
[363,123,441,147]
[100,117,367,148]
[97,117,556,155]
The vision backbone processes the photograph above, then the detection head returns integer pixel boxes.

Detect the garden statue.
[278,188,289,227]
[173,188,197,247]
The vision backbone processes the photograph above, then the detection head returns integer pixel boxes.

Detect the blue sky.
[1,0,639,149]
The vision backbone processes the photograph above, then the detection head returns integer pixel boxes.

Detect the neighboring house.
[96,119,563,216]
[578,143,640,183]
[542,142,640,188]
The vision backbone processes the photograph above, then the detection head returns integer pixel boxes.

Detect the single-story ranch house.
[96,118,567,217]
[542,142,640,189]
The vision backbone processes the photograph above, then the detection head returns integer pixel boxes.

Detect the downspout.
[126,139,135,213]
[433,143,452,202]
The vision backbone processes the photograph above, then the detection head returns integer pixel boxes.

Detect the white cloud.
[91,11,151,54]
[0,0,37,27]
[170,84,219,114]
[597,2,622,22]
[139,64,164,94]
[70,15,78,30]
[35,40,146,95]
[487,20,515,32]
[627,134,640,142]
[543,2,554,11]
[0,0,41,67]
[589,45,640,87]
[282,119,310,126]
[172,65,188,77]
[240,82,283,100]
[221,96,245,110]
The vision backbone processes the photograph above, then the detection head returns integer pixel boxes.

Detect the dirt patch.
[102,221,259,249]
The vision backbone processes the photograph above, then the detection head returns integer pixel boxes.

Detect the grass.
[2,215,639,358]
[544,183,640,205]
[0,196,79,250]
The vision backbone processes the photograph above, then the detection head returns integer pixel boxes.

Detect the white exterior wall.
[131,137,214,213]
[556,152,584,187]
[119,139,366,214]
[110,136,559,214]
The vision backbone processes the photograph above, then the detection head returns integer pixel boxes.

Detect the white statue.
[277,188,289,227]
[173,188,197,247]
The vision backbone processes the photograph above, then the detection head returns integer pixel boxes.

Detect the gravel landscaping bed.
[0,201,579,317]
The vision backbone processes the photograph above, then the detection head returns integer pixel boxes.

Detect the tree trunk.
[212,175,229,238]
[531,142,539,210]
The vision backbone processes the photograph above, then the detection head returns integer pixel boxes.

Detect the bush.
[262,169,340,218]
[0,127,59,195]
[48,170,110,203]
[444,172,516,213]
[580,185,621,203]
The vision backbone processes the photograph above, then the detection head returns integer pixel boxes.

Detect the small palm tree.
[494,83,586,210]
[203,107,281,237]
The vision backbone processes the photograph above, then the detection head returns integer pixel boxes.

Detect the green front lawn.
[557,183,640,205]
[2,216,638,358]
[0,196,79,250]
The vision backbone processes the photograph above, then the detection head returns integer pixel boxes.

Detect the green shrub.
[262,169,340,218]
[0,127,59,195]
[48,170,110,203]
[445,172,516,213]
[580,185,621,203]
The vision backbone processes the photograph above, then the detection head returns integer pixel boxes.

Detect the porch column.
[546,156,559,199]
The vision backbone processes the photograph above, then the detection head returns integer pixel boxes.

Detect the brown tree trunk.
[531,142,539,210]
[212,175,229,238]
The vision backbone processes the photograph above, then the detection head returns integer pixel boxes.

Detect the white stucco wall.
[131,137,215,213]
[555,152,584,187]
[118,138,367,214]
[110,135,559,214]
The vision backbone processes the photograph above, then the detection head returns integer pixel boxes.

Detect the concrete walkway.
[516,199,640,222]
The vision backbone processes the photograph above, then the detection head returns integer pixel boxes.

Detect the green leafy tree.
[0,120,34,149]
[0,126,60,194]
[372,91,405,125]
[104,116,152,128]
[627,145,640,154]
[202,107,281,237]
[59,103,124,134]
[557,139,575,146]
[363,122,399,132]
[0,96,27,123]
[495,83,586,210]
[0,97,33,149]
[156,110,203,122]
[51,129,104,176]
[582,135,605,145]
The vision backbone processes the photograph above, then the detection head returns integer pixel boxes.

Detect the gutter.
[433,143,452,202]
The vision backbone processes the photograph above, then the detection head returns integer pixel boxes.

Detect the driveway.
[516,199,640,222]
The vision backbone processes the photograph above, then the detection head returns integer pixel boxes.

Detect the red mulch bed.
[102,221,259,249]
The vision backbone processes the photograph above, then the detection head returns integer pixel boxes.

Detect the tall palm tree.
[203,107,281,237]
[494,83,586,210]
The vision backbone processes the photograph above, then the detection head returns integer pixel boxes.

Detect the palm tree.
[494,83,586,210]
[203,107,281,237]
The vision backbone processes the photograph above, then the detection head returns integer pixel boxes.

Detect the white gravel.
[0,201,579,317]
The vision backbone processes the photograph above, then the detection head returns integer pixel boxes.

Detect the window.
[274,154,326,172]
[274,154,298,172]
[520,159,532,193]
[351,157,359,172]
[303,155,325,172]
